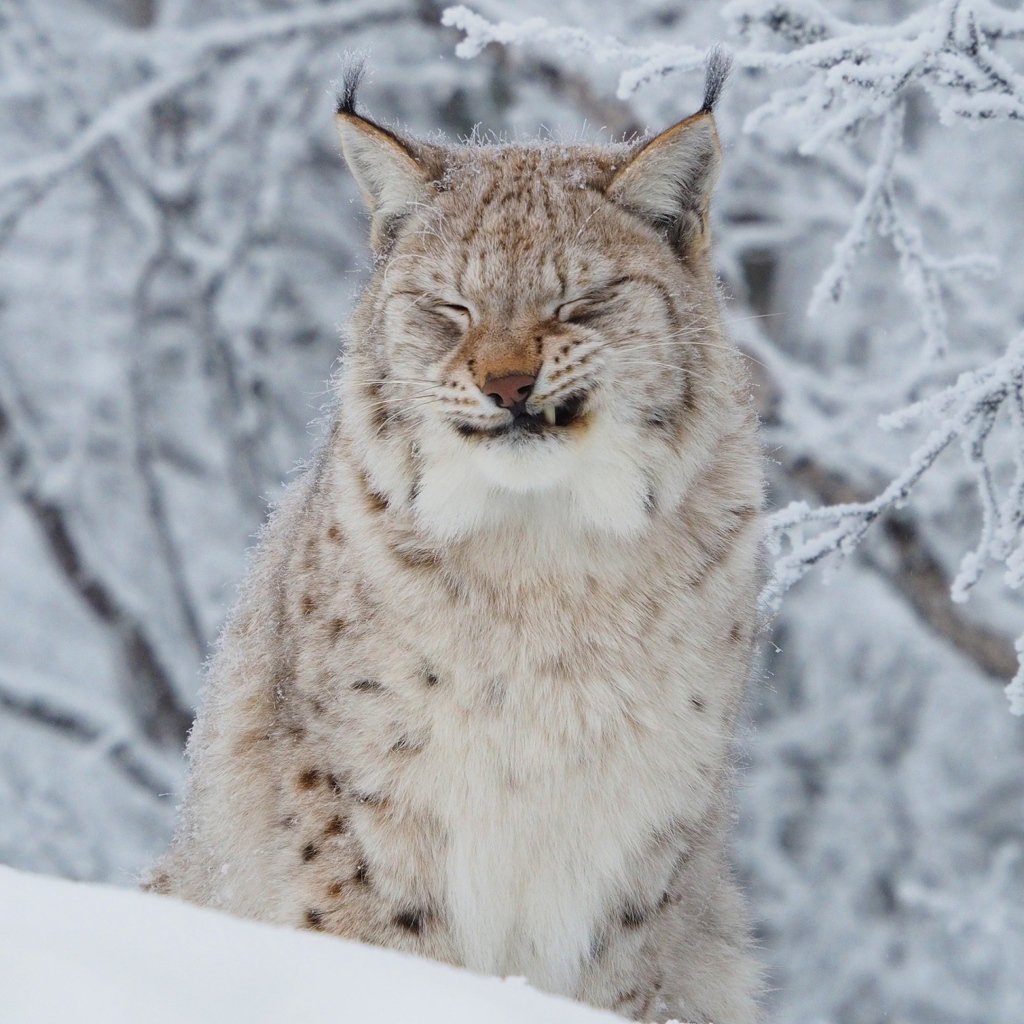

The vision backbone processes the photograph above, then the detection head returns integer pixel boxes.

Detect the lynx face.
[337,75,728,541]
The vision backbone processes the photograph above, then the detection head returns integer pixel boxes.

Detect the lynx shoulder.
[147,53,764,1024]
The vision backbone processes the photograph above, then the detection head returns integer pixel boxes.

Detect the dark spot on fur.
[327,879,345,898]
[323,815,349,836]
[329,618,347,641]
[613,988,642,1010]
[643,488,657,514]
[355,791,387,808]
[352,678,383,692]
[539,652,574,680]
[327,524,343,543]
[652,815,693,850]
[143,870,171,895]
[684,505,752,587]
[393,908,427,934]
[280,814,299,830]
[353,860,370,885]
[621,903,651,929]
[298,768,321,790]
[649,972,665,1000]
[690,695,706,712]
[326,772,344,795]
[394,544,439,570]
[355,465,390,514]
[730,504,758,521]
[301,594,317,616]
[352,577,380,614]
[305,908,324,930]
[730,621,744,643]
[302,537,319,572]
[425,672,440,687]
[302,842,319,863]
[365,380,387,432]
[637,975,664,1020]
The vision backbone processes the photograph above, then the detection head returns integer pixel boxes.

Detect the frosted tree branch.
[0,0,413,241]
[728,0,1024,134]
[765,335,1024,712]
[441,4,706,98]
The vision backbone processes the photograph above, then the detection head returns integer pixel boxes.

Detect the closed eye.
[556,279,629,325]
[556,297,613,326]
[429,302,471,325]
[421,302,471,346]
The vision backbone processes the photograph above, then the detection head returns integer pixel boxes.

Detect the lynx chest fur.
[149,58,764,1024]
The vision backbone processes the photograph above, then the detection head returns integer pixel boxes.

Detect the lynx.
[147,53,764,1023]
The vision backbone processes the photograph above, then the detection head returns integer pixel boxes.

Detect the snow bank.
[0,866,623,1024]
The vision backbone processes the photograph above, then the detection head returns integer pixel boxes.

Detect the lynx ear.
[607,49,730,255]
[335,67,430,251]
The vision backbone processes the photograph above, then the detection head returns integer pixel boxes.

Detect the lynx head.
[335,54,740,543]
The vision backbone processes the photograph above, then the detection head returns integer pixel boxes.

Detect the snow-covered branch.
[730,0,1024,140]
[765,335,1024,713]
[0,0,414,241]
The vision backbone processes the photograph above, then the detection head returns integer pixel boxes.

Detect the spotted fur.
[146,61,764,1024]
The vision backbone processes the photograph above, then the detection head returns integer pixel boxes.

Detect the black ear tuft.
[336,58,367,117]
[700,45,732,114]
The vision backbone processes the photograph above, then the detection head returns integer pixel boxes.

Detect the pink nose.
[484,374,536,411]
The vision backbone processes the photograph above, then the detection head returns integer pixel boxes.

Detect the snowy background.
[1,1,1022,1022]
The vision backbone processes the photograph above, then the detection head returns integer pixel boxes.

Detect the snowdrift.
[0,865,623,1023]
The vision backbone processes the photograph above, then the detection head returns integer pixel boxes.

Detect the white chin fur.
[413,415,654,542]
[470,434,574,493]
